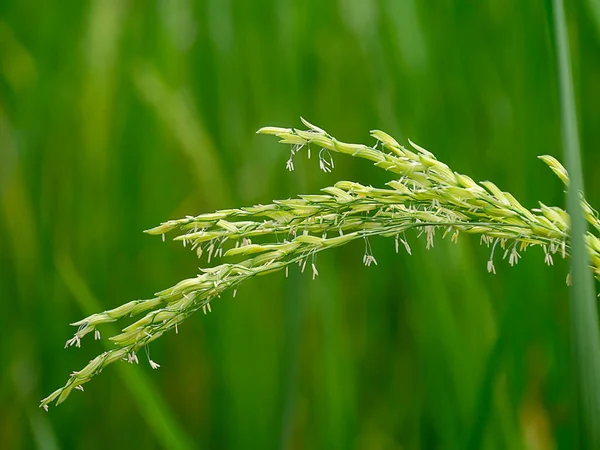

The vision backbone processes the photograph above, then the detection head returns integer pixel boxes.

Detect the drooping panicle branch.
[41,119,600,409]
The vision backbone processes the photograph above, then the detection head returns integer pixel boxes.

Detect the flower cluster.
[41,119,600,409]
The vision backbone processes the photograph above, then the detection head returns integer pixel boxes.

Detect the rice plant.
[40,118,600,409]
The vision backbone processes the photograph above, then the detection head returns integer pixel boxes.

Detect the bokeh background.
[1,1,600,449]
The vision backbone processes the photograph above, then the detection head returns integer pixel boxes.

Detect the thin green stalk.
[552,0,600,447]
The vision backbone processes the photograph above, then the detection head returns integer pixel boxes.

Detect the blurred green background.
[1,1,600,448]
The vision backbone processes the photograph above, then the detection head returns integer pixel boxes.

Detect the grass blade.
[552,0,600,446]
